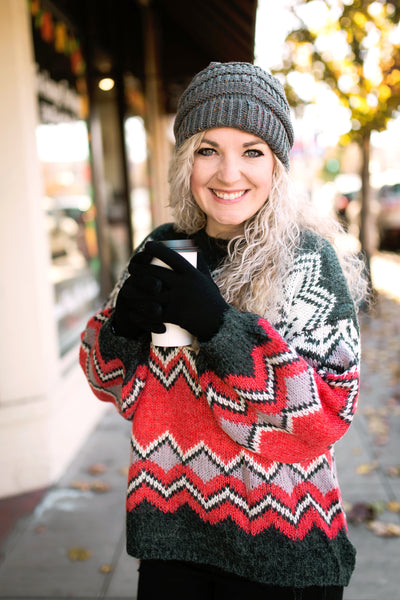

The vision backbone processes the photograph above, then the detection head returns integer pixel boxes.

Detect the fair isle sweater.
[80,224,359,587]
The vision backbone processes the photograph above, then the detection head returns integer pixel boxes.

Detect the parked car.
[377,183,400,250]
[333,189,359,230]
[344,190,381,252]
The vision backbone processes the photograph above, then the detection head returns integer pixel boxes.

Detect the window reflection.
[37,121,101,355]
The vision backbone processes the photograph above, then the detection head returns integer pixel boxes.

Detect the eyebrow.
[201,137,266,148]
[243,140,266,147]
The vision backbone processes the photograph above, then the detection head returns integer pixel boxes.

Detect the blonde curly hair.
[168,131,368,320]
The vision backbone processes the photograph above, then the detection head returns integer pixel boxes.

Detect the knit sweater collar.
[192,228,229,272]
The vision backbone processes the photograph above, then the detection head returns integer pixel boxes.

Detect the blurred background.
[0,0,399,507]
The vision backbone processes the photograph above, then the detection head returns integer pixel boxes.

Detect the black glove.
[143,241,229,342]
[112,250,166,339]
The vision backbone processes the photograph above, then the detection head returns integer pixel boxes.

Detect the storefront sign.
[36,67,82,123]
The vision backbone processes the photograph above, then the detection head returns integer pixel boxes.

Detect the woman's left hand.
[142,241,229,342]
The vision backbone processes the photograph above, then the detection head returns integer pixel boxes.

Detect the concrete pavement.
[0,408,136,599]
[0,255,399,600]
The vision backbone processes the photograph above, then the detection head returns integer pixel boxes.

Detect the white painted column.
[0,0,59,403]
[0,0,60,496]
[0,0,61,495]
[0,0,109,498]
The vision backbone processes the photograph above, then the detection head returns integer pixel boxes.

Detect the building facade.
[0,0,256,499]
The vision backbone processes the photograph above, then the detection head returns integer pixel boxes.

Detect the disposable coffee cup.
[151,239,198,347]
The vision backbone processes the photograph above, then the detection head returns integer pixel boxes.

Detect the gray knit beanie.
[174,61,295,169]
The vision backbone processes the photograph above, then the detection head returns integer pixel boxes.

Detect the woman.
[80,62,366,599]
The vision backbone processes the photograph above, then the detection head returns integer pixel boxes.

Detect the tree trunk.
[359,132,374,294]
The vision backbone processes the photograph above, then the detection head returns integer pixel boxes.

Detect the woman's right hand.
[112,251,166,339]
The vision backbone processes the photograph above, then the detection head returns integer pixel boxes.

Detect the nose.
[217,154,242,185]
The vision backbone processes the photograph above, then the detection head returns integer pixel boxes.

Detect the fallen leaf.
[67,546,92,561]
[378,407,390,417]
[374,435,389,446]
[342,501,353,513]
[99,564,114,574]
[370,500,386,516]
[386,397,400,411]
[387,501,400,513]
[70,480,91,491]
[90,481,111,493]
[386,465,400,477]
[368,415,389,437]
[351,447,362,456]
[356,461,379,475]
[87,463,107,476]
[391,362,400,381]
[347,502,375,524]
[367,521,400,537]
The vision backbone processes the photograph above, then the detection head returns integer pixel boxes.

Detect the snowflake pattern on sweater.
[80,225,359,587]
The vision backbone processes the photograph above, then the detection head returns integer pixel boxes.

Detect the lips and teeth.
[212,189,247,200]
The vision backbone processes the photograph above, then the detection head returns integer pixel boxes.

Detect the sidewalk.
[0,255,399,600]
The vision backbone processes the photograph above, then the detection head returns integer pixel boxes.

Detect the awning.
[154,0,258,110]
[47,0,257,112]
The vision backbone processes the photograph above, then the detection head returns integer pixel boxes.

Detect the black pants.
[137,559,344,600]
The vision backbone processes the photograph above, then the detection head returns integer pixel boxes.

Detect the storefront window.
[30,1,101,355]
[36,121,100,355]
[125,116,152,245]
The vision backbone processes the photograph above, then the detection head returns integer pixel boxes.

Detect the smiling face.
[190,127,275,238]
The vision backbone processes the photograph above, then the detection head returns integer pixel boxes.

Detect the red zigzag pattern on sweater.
[116,343,355,541]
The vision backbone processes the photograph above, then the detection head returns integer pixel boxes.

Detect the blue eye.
[197,147,216,156]
[245,149,264,158]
